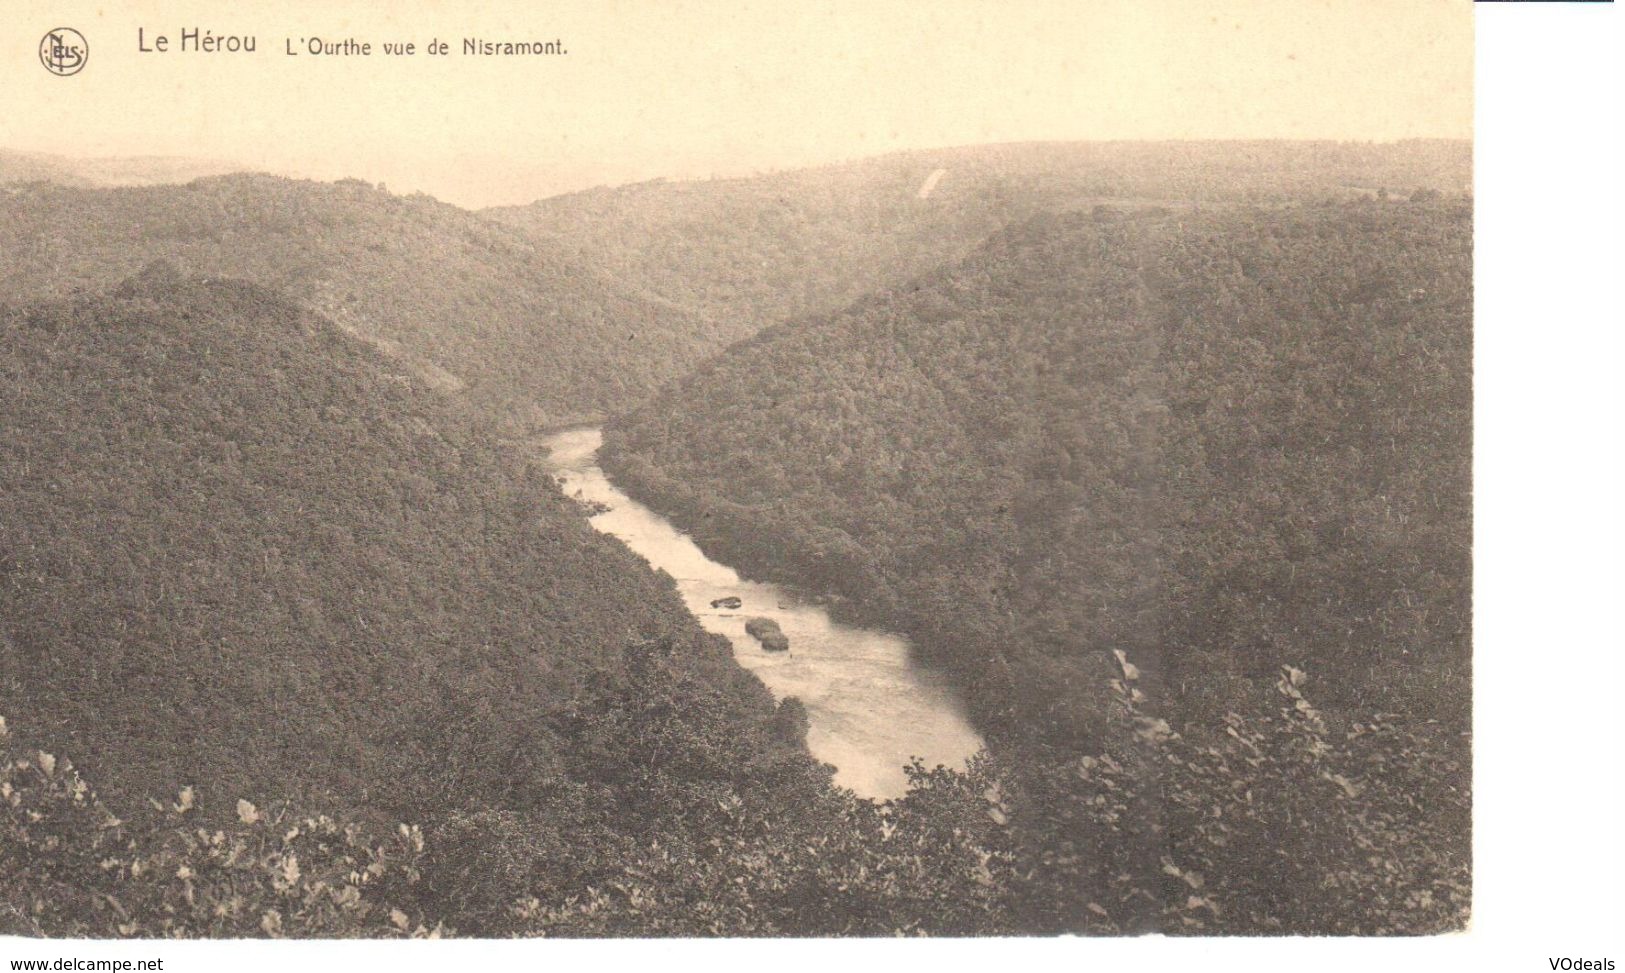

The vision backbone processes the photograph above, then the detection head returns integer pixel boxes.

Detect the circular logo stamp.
[39,28,89,76]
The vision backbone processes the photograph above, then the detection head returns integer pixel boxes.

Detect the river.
[541,428,984,800]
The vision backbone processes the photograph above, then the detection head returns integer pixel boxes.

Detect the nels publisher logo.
[39,27,88,76]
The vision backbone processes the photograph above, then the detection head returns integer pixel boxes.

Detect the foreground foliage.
[1,715,435,938]
[4,644,1468,936]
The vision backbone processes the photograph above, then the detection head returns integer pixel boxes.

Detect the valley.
[2,139,1473,937]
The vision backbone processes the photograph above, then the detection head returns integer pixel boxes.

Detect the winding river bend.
[542,428,984,800]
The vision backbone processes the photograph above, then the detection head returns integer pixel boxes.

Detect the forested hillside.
[0,265,786,812]
[0,176,718,426]
[604,196,1473,932]
[490,141,1469,344]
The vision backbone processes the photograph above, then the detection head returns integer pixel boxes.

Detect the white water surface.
[541,427,984,799]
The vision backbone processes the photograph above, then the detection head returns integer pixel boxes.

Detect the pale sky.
[2,0,1472,208]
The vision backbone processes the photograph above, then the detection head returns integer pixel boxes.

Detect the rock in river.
[744,616,790,652]
[710,596,743,609]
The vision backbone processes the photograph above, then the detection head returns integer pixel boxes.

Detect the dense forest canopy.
[607,196,1471,730]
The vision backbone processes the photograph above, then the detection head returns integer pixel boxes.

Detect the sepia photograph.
[0,0,1618,964]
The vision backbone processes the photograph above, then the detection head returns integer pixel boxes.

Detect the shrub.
[2,714,439,938]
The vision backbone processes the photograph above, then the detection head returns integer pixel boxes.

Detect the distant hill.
[0,148,247,188]
[0,175,720,427]
[2,143,1468,429]
[0,150,94,187]
[0,267,808,823]
[491,140,1470,345]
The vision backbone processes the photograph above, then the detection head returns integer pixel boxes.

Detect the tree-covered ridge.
[489,140,1469,348]
[0,175,717,427]
[607,197,1470,728]
[603,197,1471,931]
[0,268,806,822]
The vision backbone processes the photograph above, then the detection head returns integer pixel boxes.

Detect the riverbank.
[541,427,983,800]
